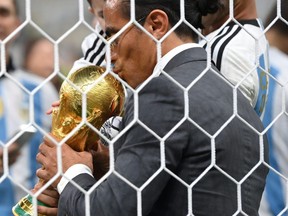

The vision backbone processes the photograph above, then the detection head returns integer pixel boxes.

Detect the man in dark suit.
[36,0,269,215]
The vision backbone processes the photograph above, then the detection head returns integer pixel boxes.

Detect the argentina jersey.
[200,19,269,117]
[0,78,18,216]
[259,47,288,216]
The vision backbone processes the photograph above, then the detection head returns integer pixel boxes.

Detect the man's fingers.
[36,167,49,181]
[38,195,58,208]
[46,107,54,115]
[52,100,60,107]
[46,100,60,115]
[38,142,52,158]
[36,152,47,169]
[31,187,59,208]
[37,205,58,216]
[43,134,59,148]
[40,186,59,199]
[38,134,60,159]
[35,163,60,188]
[37,192,59,208]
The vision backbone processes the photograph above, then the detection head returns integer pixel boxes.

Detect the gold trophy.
[12,65,125,216]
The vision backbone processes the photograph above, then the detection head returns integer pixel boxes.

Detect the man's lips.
[111,64,124,79]
[113,68,120,74]
[112,66,121,75]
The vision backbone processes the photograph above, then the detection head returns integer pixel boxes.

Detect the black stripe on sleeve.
[89,42,106,64]
[202,26,227,50]
[96,53,106,66]
[216,26,242,71]
[210,25,233,60]
[84,30,105,61]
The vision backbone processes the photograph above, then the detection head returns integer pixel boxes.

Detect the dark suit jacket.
[58,47,269,216]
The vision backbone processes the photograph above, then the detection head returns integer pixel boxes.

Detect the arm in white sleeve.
[57,164,93,194]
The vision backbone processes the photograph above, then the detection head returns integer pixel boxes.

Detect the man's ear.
[145,9,169,40]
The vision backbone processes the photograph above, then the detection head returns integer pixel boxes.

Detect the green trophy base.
[12,194,47,216]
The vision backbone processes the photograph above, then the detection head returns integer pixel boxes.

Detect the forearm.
[57,164,93,193]
[59,173,136,216]
[58,173,97,216]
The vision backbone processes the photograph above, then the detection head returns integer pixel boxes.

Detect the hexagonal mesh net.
[0,0,287,215]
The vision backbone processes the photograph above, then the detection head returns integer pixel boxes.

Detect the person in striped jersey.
[47,0,108,113]
[200,0,270,117]
[69,0,107,74]
[259,1,288,215]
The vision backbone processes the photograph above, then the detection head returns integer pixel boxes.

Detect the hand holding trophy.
[12,65,125,216]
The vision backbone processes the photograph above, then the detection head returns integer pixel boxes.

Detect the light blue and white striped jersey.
[200,19,270,117]
[259,47,288,216]
[0,70,58,215]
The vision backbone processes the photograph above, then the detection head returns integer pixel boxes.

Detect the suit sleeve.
[58,76,188,216]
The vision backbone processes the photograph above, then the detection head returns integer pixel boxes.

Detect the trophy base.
[12,194,46,216]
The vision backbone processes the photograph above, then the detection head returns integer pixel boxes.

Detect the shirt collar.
[152,43,201,77]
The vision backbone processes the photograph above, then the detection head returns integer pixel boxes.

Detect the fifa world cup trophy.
[12,65,125,216]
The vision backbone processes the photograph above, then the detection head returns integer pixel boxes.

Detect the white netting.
[0,0,287,215]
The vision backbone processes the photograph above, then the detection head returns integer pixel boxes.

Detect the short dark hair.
[265,0,288,35]
[119,0,221,40]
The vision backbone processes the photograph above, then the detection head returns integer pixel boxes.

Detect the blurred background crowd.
[10,0,95,88]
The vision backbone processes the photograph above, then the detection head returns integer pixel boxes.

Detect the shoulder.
[139,75,185,103]
[81,24,105,50]
[121,77,185,137]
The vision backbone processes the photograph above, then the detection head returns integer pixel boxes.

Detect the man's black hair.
[119,0,222,41]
